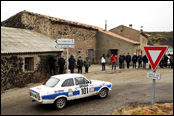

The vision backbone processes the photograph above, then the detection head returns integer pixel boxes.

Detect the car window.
[43,77,60,87]
[62,78,74,87]
[75,77,89,85]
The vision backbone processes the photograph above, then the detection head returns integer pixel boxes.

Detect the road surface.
[1,65,173,115]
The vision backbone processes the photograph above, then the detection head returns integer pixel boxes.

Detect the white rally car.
[29,74,112,109]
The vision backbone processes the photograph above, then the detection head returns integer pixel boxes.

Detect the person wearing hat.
[68,54,76,73]
[77,56,83,73]
[58,55,65,74]
[84,56,91,73]
[126,52,131,69]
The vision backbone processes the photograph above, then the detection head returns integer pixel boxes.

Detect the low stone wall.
[1,54,59,92]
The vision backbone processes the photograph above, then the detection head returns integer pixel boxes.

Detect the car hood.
[91,80,112,85]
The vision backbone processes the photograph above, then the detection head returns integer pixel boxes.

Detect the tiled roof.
[1,27,64,54]
[98,28,140,44]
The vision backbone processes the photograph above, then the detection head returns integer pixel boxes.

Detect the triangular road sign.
[144,46,168,71]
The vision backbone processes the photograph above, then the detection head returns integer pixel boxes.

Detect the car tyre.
[98,88,108,98]
[54,98,67,109]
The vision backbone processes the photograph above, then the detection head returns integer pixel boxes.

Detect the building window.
[25,57,34,71]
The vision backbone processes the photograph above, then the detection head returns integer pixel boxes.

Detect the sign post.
[55,36,74,74]
[144,46,168,108]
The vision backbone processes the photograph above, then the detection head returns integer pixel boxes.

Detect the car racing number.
[81,87,88,95]
[80,84,89,95]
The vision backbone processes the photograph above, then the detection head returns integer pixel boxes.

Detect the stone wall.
[1,54,60,92]
[1,11,98,63]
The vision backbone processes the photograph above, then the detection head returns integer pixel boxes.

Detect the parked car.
[29,74,112,109]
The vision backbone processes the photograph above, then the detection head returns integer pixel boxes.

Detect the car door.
[74,76,92,99]
[61,78,76,100]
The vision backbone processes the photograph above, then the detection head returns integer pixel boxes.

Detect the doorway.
[88,49,94,64]
[110,49,118,55]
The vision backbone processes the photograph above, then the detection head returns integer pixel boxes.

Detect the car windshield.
[43,77,60,87]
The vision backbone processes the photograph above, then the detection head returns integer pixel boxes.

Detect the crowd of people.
[48,54,91,75]
[48,52,173,75]
[100,53,173,71]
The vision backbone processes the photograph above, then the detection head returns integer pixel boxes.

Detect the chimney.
[105,20,107,31]
[129,24,132,28]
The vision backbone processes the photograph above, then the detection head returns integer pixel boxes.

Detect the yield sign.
[144,46,168,71]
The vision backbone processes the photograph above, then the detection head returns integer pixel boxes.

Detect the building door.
[88,49,94,64]
[110,49,118,55]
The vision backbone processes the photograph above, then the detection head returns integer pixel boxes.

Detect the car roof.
[51,74,85,80]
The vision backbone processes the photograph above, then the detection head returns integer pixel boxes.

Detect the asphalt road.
[1,66,173,115]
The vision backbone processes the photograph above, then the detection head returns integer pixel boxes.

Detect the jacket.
[126,55,131,63]
[58,58,65,67]
[111,55,117,63]
[68,57,76,68]
[132,55,137,62]
[77,59,83,67]
[84,60,91,67]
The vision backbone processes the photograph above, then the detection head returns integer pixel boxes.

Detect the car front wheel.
[54,98,67,109]
[98,88,108,98]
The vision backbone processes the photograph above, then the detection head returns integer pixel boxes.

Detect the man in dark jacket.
[48,55,56,75]
[119,54,124,69]
[122,53,126,69]
[58,55,65,74]
[132,53,137,69]
[164,54,168,68]
[138,54,143,69]
[143,55,148,69]
[68,54,76,73]
[77,56,83,73]
[126,52,131,69]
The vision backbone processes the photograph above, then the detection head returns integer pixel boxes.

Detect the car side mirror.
[89,80,92,84]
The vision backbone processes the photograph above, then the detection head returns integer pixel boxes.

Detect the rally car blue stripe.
[42,90,80,100]
[107,84,111,88]
[30,89,38,94]
[94,86,102,91]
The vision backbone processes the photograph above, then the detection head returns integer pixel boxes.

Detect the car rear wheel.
[98,88,108,98]
[54,98,67,109]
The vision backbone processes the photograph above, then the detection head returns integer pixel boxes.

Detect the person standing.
[84,57,91,73]
[170,55,173,69]
[122,53,126,69]
[77,56,83,73]
[142,55,148,69]
[111,54,117,70]
[119,54,124,69]
[68,54,76,73]
[58,55,65,74]
[138,54,143,69]
[48,55,56,75]
[126,52,131,69]
[101,54,106,71]
[132,53,137,69]
[164,54,168,68]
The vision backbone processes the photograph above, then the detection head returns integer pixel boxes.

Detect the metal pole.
[67,47,69,73]
[151,70,156,108]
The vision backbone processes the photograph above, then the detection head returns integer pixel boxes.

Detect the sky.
[1,1,173,32]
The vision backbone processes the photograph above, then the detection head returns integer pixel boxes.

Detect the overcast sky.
[1,1,173,32]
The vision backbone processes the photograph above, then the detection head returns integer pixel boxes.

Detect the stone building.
[1,10,141,64]
[1,26,63,91]
[1,10,145,91]
[109,24,148,55]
